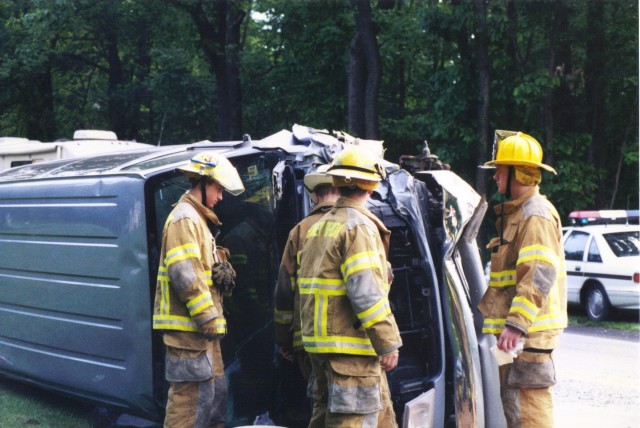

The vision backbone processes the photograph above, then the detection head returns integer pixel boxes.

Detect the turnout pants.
[163,339,227,428]
[499,350,556,428]
[308,353,397,428]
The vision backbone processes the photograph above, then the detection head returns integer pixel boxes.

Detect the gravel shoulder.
[565,324,640,342]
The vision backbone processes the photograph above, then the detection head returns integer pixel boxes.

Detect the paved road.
[553,327,640,427]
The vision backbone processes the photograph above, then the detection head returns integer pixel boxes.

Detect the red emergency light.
[568,209,639,225]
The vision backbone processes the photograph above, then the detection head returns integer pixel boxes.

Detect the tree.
[348,0,381,139]
[473,0,490,197]
[169,0,249,141]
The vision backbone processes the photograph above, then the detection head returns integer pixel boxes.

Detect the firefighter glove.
[212,261,236,293]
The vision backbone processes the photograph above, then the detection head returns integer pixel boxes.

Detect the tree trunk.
[609,95,638,209]
[348,0,381,139]
[105,29,128,138]
[473,0,490,198]
[585,0,607,206]
[174,0,246,141]
[542,0,569,168]
[24,68,55,141]
[348,33,366,137]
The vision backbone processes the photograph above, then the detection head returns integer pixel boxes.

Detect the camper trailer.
[0,130,152,171]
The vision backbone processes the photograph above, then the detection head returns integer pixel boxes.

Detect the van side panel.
[0,177,157,418]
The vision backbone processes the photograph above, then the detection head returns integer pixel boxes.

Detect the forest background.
[1,0,638,226]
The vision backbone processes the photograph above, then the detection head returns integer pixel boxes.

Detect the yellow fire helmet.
[484,131,557,174]
[327,145,386,190]
[303,164,334,194]
[178,152,245,196]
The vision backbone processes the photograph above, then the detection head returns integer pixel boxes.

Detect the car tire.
[585,284,611,321]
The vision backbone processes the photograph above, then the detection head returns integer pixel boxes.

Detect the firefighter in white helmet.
[153,152,244,428]
[298,146,402,427]
[479,131,567,428]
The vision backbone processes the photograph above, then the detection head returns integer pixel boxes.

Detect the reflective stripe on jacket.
[274,202,333,350]
[479,187,567,348]
[298,197,402,357]
[153,193,227,348]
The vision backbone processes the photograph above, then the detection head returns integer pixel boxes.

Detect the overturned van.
[0,125,504,427]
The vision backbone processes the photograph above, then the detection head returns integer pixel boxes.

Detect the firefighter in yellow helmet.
[273,164,340,425]
[153,152,244,428]
[480,131,567,428]
[298,146,402,428]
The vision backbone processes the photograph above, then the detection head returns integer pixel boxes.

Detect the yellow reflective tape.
[343,251,379,269]
[489,270,516,287]
[302,334,377,356]
[214,318,227,334]
[318,295,328,337]
[152,314,199,332]
[513,295,537,311]
[341,251,382,278]
[482,327,504,334]
[481,318,505,334]
[165,243,200,265]
[159,280,170,315]
[274,309,293,324]
[511,306,536,321]
[511,296,538,321]
[517,244,559,267]
[361,309,390,329]
[187,293,213,316]
[298,277,347,295]
[358,299,391,328]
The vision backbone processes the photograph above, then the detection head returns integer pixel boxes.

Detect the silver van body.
[0,126,503,427]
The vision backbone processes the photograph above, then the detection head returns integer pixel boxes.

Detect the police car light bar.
[569,209,639,225]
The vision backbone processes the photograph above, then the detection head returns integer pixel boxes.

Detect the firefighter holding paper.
[479,131,567,428]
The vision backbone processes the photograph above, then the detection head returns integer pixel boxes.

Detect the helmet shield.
[178,152,245,196]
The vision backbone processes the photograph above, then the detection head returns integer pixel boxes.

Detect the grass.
[567,304,640,331]
[0,378,97,428]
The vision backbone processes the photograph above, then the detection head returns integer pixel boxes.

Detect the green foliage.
[569,313,640,331]
[242,0,353,138]
[0,0,637,211]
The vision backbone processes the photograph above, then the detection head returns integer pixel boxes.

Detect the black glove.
[212,261,236,293]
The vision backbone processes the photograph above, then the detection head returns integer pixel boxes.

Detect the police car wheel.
[585,284,611,322]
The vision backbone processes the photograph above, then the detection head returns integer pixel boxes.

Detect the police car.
[563,210,640,321]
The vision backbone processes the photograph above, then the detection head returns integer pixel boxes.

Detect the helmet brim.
[304,174,335,193]
[326,167,382,182]
[177,165,245,195]
[483,159,557,174]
